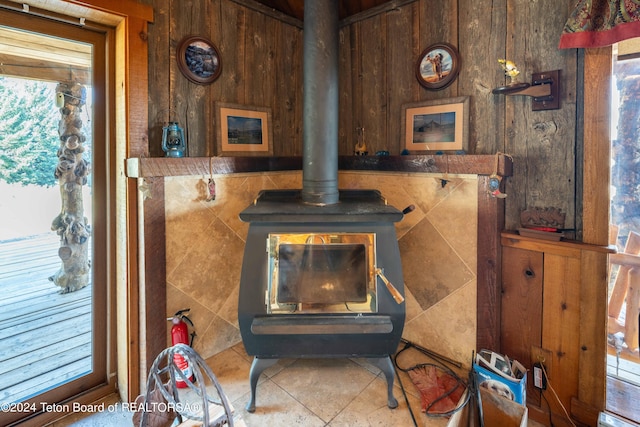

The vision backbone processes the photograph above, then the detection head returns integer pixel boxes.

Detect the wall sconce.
[162,122,186,157]
[493,70,560,111]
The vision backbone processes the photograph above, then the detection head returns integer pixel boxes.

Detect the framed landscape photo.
[415,43,460,91]
[402,96,469,153]
[216,103,273,156]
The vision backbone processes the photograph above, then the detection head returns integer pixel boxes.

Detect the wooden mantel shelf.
[501,231,616,255]
[125,154,513,178]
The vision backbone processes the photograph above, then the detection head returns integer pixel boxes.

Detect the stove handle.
[375,268,405,304]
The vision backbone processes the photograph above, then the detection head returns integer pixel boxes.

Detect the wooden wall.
[142,0,578,233]
[144,0,303,159]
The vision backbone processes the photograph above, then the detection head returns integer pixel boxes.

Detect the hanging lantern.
[162,122,186,157]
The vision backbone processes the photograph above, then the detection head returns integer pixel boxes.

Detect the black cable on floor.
[393,360,419,427]
[541,391,554,427]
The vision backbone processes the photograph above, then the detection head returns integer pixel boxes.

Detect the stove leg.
[246,357,278,412]
[370,356,399,409]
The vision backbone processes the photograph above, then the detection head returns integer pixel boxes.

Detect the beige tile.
[168,217,245,314]
[204,348,255,403]
[216,174,280,240]
[268,170,303,189]
[217,280,240,328]
[399,218,475,311]
[194,315,242,359]
[404,282,477,370]
[426,178,478,270]
[270,358,379,422]
[234,380,326,427]
[327,375,422,427]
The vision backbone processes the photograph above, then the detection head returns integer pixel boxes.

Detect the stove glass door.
[267,233,377,314]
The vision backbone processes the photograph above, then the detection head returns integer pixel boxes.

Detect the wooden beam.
[339,0,419,27]
[227,0,302,28]
[476,175,505,351]
[576,47,612,422]
[126,154,514,178]
[0,53,90,83]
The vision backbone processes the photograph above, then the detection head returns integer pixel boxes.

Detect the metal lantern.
[162,122,186,157]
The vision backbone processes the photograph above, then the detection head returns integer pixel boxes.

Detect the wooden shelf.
[501,230,616,255]
[126,154,514,178]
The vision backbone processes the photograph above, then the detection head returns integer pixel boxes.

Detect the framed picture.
[216,103,273,156]
[415,43,460,90]
[402,96,469,153]
[176,35,222,85]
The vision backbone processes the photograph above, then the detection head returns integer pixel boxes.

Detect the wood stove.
[238,189,406,411]
[237,0,407,413]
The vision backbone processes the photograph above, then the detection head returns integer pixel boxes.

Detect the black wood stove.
[238,190,406,411]
[237,0,407,412]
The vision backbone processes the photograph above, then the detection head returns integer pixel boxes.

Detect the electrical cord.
[393,363,419,427]
[541,391,554,427]
[540,362,577,427]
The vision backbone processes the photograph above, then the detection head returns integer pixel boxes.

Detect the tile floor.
[54,343,539,427]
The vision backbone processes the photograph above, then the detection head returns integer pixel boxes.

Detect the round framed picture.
[415,43,460,91]
[176,36,222,85]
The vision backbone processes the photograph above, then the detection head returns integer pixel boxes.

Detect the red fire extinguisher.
[168,308,196,388]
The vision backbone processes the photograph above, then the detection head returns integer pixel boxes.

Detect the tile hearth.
[56,343,547,426]
[55,343,468,427]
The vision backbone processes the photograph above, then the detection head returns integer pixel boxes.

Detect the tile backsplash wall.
[165,171,477,368]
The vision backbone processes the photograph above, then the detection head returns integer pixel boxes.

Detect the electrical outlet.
[533,362,547,389]
[531,345,553,381]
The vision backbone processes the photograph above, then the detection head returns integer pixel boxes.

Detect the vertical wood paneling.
[386,5,416,153]
[503,0,577,232]
[244,10,268,105]
[338,25,354,153]
[578,250,608,418]
[417,0,456,102]
[457,0,505,154]
[144,0,169,157]
[348,22,364,154]
[501,246,543,406]
[149,0,303,157]
[169,0,211,157]
[218,3,245,105]
[359,15,387,155]
[275,23,303,155]
[542,253,581,421]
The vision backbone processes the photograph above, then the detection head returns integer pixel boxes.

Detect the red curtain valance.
[560,0,640,49]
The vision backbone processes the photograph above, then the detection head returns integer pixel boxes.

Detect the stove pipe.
[302,0,340,206]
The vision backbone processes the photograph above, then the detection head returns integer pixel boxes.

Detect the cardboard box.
[446,388,528,427]
[474,363,527,405]
[479,388,528,427]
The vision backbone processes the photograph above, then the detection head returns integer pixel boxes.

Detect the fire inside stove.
[267,233,376,314]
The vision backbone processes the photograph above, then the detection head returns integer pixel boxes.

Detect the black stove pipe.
[302,0,340,206]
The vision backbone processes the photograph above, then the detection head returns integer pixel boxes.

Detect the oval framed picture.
[176,35,222,85]
[415,43,460,91]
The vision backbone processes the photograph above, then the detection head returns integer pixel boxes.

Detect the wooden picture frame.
[416,43,460,91]
[402,96,469,153]
[176,35,222,85]
[216,103,273,156]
